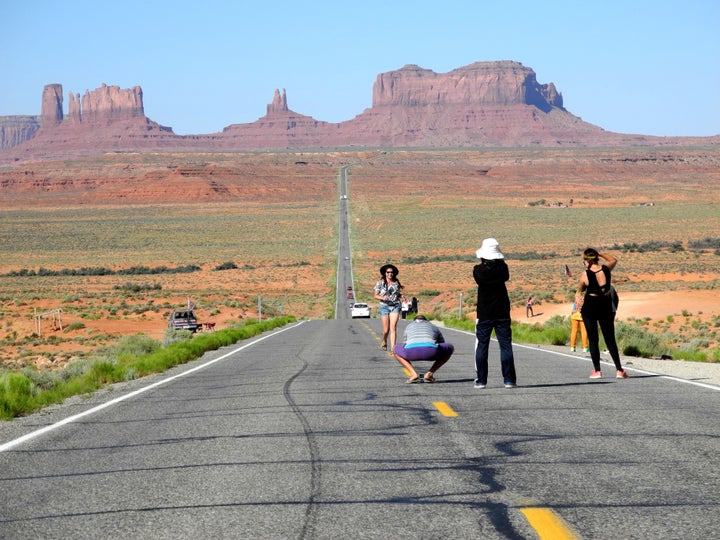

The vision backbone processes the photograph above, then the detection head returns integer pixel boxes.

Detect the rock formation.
[0,82,174,161]
[67,92,81,123]
[372,62,562,111]
[80,83,145,124]
[1,61,717,162]
[0,116,40,150]
[41,84,63,126]
[266,89,289,115]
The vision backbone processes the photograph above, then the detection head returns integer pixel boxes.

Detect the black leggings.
[583,311,622,372]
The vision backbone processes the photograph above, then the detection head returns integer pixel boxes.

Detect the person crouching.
[392,315,454,384]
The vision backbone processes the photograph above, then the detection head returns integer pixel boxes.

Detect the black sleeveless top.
[586,265,611,296]
[581,265,613,318]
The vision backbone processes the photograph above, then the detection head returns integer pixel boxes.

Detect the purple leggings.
[393,343,454,362]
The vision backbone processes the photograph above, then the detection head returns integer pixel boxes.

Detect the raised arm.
[599,252,618,271]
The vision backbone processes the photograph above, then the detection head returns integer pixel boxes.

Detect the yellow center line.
[432,401,457,417]
[520,508,580,540]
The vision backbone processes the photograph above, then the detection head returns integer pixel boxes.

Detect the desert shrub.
[213,261,238,271]
[163,329,194,347]
[443,317,474,332]
[688,237,720,251]
[89,360,123,384]
[61,357,100,380]
[21,367,61,391]
[109,333,161,360]
[512,318,569,345]
[5,265,201,277]
[404,255,470,264]
[614,321,666,358]
[0,372,35,419]
[622,344,642,357]
[669,346,708,362]
[510,251,557,261]
[417,290,441,297]
[64,322,86,333]
[113,283,162,292]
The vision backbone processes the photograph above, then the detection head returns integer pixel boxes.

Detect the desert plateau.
[1,145,719,371]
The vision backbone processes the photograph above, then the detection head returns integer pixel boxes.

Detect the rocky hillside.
[1,61,717,163]
[0,116,39,150]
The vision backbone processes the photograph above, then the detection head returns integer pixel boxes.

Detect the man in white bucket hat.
[473,238,517,389]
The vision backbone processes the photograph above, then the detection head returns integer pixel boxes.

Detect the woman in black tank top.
[578,248,628,379]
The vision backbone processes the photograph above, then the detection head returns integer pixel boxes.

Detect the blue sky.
[1,0,718,137]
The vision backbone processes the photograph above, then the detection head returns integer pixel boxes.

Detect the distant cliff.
[0,116,40,150]
[1,61,717,163]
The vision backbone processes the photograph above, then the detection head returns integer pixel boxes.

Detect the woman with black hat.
[373,263,403,351]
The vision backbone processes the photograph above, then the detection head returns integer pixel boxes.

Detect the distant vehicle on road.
[167,310,199,332]
[351,302,371,318]
[347,292,354,299]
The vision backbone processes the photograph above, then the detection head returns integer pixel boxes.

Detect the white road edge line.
[445,327,720,392]
[0,321,306,453]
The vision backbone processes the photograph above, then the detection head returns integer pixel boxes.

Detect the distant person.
[569,293,589,353]
[578,248,628,379]
[526,296,534,318]
[393,315,454,383]
[401,296,410,319]
[373,263,403,351]
[473,238,517,389]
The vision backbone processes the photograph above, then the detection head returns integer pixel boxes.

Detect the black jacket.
[473,259,511,320]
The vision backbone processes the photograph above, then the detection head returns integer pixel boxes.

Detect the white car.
[351,302,371,318]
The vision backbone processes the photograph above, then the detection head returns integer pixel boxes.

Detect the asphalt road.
[335,165,354,319]
[1,319,718,539]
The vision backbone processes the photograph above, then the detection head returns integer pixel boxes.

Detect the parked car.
[168,310,199,332]
[351,302,371,318]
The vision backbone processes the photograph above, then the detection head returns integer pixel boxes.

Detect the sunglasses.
[385,271,395,274]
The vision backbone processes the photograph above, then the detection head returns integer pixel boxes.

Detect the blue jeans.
[474,318,516,385]
[378,302,401,316]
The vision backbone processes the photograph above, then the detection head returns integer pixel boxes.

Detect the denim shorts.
[378,302,401,316]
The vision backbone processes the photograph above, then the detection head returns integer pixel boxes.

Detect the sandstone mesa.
[2,61,718,163]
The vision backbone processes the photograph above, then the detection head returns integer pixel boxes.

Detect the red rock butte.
[1,61,718,163]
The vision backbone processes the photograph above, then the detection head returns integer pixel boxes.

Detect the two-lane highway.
[1,319,719,539]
